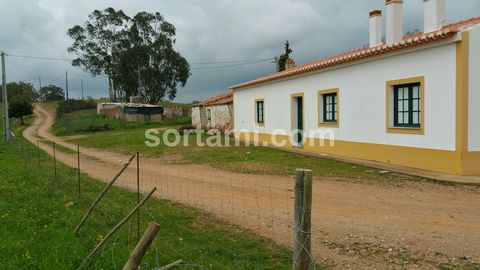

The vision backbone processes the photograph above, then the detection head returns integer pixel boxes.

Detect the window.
[386,76,424,134]
[207,109,212,121]
[394,83,421,128]
[255,99,264,125]
[318,88,339,127]
[323,93,337,122]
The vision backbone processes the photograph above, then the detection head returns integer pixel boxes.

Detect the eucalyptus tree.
[112,11,190,103]
[67,7,130,101]
[68,8,190,104]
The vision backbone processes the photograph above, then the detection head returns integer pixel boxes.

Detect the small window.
[322,93,337,123]
[393,83,421,128]
[318,89,339,127]
[207,109,212,121]
[255,100,264,124]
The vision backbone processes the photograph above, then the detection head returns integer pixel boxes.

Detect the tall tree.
[9,101,33,125]
[5,82,37,125]
[67,8,130,101]
[6,82,38,104]
[39,85,65,101]
[277,41,293,72]
[68,8,190,104]
[128,11,190,104]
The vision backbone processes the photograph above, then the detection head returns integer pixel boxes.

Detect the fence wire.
[8,132,317,269]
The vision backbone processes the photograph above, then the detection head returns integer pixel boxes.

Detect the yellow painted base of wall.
[234,132,480,176]
[462,152,480,175]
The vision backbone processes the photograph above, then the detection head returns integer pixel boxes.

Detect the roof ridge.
[231,16,480,90]
[195,91,233,106]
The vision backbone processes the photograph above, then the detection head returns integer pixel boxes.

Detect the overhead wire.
[5,52,275,69]
[190,58,275,70]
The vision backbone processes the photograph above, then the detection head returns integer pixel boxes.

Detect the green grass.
[40,101,58,110]
[68,127,413,181]
[49,104,417,181]
[52,108,190,136]
[0,140,293,269]
[37,139,77,154]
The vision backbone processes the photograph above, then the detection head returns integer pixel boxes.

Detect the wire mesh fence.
[7,133,317,269]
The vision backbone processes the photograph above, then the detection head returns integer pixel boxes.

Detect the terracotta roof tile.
[194,92,233,106]
[230,17,480,90]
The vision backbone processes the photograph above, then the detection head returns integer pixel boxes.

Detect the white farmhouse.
[231,0,480,176]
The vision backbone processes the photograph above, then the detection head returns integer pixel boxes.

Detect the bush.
[57,99,96,117]
[83,123,112,132]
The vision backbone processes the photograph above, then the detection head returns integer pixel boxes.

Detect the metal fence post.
[24,142,28,167]
[136,152,140,241]
[77,145,81,199]
[292,169,313,270]
[21,139,24,160]
[52,141,57,184]
[37,140,40,167]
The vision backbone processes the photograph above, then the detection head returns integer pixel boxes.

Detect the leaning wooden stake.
[74,154,136,233]
[123,222,160,270]
[80,187,157,267]
[292,169,313,270]
[156,259,183,270]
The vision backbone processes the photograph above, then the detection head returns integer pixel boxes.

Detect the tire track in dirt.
[23,104,480,269]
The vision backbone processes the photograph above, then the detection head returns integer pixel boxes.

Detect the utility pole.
[65,71,69,100]
[1,52,10,142]
[38,76,42,101]
[81,79,84,100]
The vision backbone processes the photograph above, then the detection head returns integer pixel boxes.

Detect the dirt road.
[23,105,480,269]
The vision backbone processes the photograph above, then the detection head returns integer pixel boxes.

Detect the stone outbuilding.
[191,92,233,131]
[97,102,184,122]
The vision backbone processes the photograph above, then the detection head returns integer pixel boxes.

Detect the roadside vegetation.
[0,138,292,269]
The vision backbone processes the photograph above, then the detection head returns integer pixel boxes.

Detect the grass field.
[66,122,411,181]
[46,104,422,181]
[0,139,293,269]
[53,108,190,136]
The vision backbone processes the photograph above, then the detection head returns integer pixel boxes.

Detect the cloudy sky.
[1,0,479,102]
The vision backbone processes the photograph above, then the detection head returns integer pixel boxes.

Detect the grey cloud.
[1,0,478,102]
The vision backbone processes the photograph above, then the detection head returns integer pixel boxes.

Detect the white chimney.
[369,10,383,48]
[386,0,403,45]
[423,0,445,33]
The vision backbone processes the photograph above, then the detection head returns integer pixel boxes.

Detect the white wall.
[206,104,233,130]
[234,43,457,151]
[191,106,202,129]
[468,26,480,151]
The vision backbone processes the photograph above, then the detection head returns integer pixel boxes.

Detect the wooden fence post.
[74,154,136,233]
[123,222,160,270]
[292,169,313,270]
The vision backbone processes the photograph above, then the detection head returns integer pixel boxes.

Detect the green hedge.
[57,99,96,117]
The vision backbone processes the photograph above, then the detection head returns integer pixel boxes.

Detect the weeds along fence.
[8,134,318,269]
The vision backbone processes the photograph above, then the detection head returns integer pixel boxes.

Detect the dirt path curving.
[23,104,480,269]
